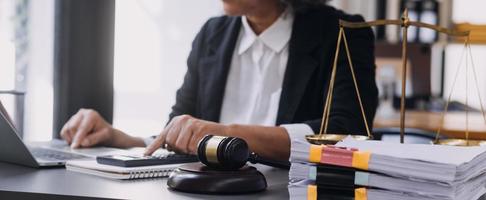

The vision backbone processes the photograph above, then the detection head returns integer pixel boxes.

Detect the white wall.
[329,0,377,21]
[443,44,486,110]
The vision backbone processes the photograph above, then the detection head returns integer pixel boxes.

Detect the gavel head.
[197,135,250,170]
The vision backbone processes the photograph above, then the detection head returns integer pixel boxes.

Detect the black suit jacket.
[169,5,378,135]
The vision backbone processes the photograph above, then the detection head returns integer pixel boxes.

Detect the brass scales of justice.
[306,9,486,146]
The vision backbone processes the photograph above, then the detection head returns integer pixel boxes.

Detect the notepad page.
[66,160,181,174]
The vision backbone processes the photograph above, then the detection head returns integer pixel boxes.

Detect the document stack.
[288,137,486,200]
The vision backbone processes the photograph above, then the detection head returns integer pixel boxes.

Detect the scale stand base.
[167,162,267,194]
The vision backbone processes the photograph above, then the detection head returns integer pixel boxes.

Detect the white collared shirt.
[146,10,314,149]
[219,9,314,144]
[219,10,292,126]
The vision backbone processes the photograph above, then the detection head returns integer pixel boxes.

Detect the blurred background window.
[112,0,222,137]
[0,0,54,141]
[0,0,17,118]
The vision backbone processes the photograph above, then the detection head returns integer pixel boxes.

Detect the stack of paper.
[288,137,486,200]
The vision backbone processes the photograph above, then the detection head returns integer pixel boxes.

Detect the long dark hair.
[281,0,329,11]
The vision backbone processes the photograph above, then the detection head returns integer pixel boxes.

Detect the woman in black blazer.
[61,0,378,162]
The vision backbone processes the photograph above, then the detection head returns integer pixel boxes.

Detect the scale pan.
[305,134,370,145]
[436,139,486,146]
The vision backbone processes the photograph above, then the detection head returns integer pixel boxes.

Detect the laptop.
[0,101,132,168]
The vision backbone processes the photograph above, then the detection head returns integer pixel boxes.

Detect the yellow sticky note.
[355,188,367,200]
[309,145,322,163]
[352,151,371,170]
[307,185,317,200]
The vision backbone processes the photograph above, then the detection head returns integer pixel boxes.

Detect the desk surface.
[374,111,486,139]
[0,162,289,200]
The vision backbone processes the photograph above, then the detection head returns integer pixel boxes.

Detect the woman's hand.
[144,115,228,155]
[60,109,145,148]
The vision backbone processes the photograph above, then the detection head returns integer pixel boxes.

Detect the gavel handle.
[248,152,290,170]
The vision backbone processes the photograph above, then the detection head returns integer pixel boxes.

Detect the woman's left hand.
[144,115,228,155]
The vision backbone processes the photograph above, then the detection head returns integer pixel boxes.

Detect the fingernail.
[144,147,154,155]
[70,142,77,148]
[81,139,89,147]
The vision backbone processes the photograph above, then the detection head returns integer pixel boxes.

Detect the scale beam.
[339,20,470,37]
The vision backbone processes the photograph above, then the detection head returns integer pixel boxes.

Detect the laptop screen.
[0,100,17,131]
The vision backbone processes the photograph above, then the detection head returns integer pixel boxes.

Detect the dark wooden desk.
[374,111,486,139]
[0,162,289,200]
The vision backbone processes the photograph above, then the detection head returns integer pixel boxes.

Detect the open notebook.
[66,160,181,180]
